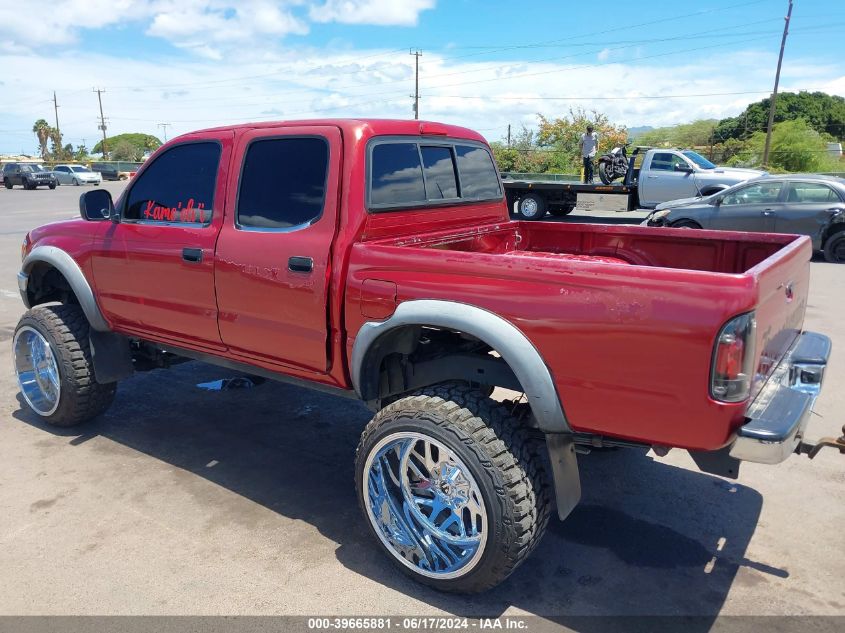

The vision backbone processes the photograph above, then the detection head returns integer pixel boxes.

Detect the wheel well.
[822,221,845,247]
[670,218,702,229]
[26,263,80,307]
[359,325,523,407]
[700,185,727,196]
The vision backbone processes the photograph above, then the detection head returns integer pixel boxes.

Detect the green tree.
[634,119,718,148]
[32,119,51,161]
[93,133,162,158]
[109,140,144,161]
[74,144,89,161]
[714,92,845,143]
[536,108,628,173]
[490,126,553,173]
[745,119,841,172]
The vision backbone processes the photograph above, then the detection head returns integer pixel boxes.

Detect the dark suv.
[3,163,57,190]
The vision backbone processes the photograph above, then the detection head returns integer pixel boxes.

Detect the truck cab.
[636,149,765,208]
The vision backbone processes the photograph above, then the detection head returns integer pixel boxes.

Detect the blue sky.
[1,0,843,154]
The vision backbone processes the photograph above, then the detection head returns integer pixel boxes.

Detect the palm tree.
[32,119,51,161]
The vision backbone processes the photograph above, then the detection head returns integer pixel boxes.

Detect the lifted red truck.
[14,119,843,593]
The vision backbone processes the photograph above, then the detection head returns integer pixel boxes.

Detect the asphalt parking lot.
[0,183,843,621]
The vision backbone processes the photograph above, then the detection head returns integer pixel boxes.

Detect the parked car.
[52,164,102,186]
[14,119,841,593]
[3,163,57,189]
[91,161,141,181]
[643,175,845,263]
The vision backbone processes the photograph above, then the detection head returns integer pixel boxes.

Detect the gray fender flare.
[21,245,110,332]
[350,299,570,434]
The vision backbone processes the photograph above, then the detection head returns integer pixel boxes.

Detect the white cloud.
[0,42,843,154]
[309,0,435,26]
[146,1,309,57]
[597,48,611,61]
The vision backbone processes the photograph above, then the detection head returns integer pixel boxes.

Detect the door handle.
[182,247,203,263]
[762,210,774,216]
[288,256,313,273]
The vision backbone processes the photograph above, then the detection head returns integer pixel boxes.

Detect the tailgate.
[747,236,812,402]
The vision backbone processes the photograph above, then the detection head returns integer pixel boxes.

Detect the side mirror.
[712,195,723,206]
[79,189,115,221]
[674,163,693,173]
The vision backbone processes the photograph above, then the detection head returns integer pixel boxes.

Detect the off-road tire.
[48,183,56,190]
[823,231,845,264]
[3,179,11,189]
[355,382,551,593]
[15,305,116,427]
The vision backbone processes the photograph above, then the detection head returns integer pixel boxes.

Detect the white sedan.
[52,165,102,186]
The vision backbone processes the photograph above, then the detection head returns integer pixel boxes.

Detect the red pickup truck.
[14,119,840,593]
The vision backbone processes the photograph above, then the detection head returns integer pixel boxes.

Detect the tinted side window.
[237,137,328,230]
[421,146,458,199]
[650,153,674,171]
[125,142,220,223]
[371,143,426,205]
[455,145,501,199]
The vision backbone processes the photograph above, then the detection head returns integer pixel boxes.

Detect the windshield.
[70,166,91,173]
[682,151,716,169]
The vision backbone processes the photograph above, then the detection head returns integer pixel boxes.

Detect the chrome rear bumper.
[729,331,831,465]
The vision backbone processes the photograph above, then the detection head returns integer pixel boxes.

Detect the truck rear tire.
[549,204,575,217]
[13,305,116,427]
[516,193,547,220]
[355,382,551,593]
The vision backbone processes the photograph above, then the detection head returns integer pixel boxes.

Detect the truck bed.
[411,221,791,274]
[353,221,811,449]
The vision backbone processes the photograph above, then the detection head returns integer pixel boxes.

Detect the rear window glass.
[455,145,501,199]
[371,143,426,205]
[421,146,458,199]
[369,140,500,210]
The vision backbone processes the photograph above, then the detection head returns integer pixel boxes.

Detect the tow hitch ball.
[796,425,845,459]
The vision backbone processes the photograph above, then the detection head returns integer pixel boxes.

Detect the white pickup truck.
[503,148,766,219]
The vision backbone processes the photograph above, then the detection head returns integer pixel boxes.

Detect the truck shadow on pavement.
[14,360,786,627]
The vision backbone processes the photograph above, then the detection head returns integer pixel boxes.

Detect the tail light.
[711,312,756,402]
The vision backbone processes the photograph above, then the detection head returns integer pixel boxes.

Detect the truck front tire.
[516,193,547,220]
[13,305,116,427]
[355,382,551,593]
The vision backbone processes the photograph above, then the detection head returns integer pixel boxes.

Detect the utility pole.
[507,124,512,147]
[158,122,171,142]
[410,49,422,120]
[94,88,108,159]
[52,91,60,136]
[762,0,793,167]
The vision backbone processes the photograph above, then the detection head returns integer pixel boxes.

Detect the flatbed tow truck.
[503,147,765,219]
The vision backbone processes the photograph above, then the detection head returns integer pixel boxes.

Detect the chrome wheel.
[363,431,487,579]
[14,326,61,416]
[519,197,538,218]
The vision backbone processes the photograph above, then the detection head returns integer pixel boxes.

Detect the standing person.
[579,124,599,184]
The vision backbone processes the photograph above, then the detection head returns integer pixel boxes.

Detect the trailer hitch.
[796,425,845,459]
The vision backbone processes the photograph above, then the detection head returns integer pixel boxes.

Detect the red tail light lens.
[711,312,756,402]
